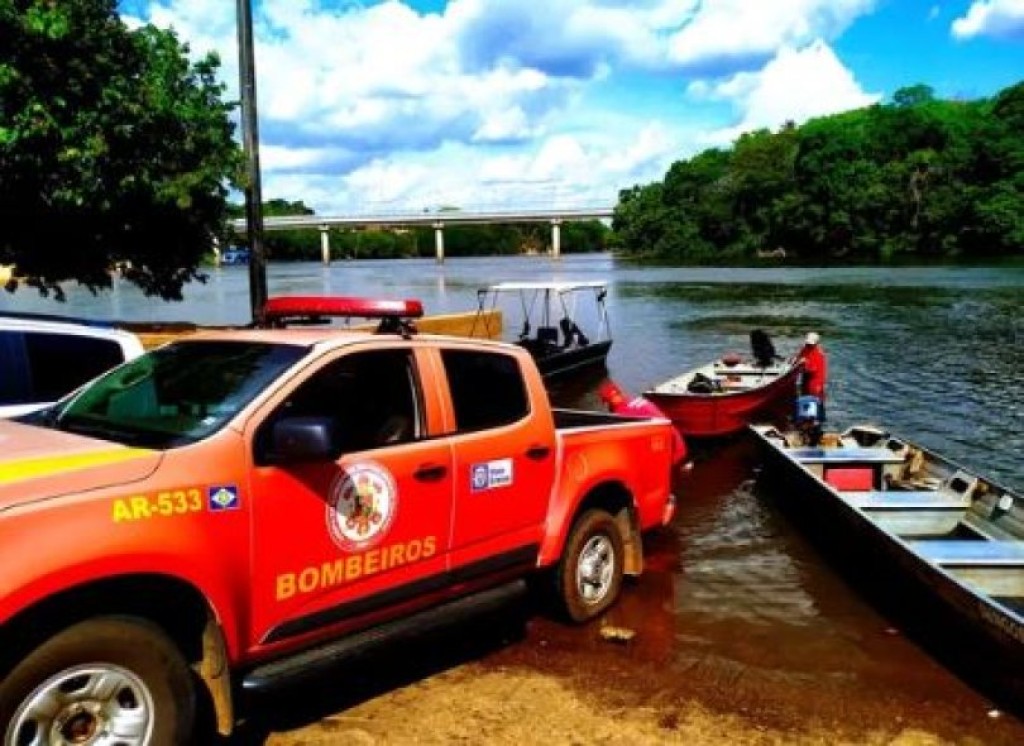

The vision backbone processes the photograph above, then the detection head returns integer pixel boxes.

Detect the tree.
[0,0,241,300]
[228,199,320,260]
[613,79,1023,264]
[892,84,935,108]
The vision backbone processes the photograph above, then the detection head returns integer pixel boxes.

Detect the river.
[5,253,1020,489]
[4,253,1024,740]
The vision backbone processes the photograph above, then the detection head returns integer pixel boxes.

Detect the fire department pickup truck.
[0,298,676,743]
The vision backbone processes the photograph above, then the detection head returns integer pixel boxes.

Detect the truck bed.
[553,407,663,430]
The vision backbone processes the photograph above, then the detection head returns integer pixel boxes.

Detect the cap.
[598,380,625,406]
[805,332,820,345]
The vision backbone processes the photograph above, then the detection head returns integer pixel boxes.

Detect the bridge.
[230,207,615,263]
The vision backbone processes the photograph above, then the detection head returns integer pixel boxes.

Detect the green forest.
[612,82,1024,264]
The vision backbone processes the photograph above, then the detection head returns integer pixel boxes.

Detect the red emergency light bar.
[263,295,424,323]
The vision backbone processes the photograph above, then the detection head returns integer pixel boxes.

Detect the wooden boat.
[644,336,803,437]
[470,281,612,381]
[750,421,1024,676]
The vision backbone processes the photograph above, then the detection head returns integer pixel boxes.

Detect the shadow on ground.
[223,600,531,744]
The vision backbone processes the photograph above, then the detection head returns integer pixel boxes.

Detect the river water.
[6,253,1020,488]
[4,253,1024,738]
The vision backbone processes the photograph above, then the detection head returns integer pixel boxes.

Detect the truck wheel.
[0,617,195,746]
[556,509,625,623]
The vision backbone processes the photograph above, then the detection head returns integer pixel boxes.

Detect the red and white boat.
[644,333,804,438]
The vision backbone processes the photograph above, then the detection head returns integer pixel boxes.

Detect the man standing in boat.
[798,332,828,418]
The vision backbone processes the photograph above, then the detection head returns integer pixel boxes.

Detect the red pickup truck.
[0,305,676,743]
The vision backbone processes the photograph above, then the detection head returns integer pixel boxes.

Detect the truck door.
[440,348,556,569]
[247,346,453,649]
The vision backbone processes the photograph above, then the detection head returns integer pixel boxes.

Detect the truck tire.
[0,617,195,746]
[555,509,625,623]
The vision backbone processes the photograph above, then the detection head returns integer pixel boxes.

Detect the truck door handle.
[525,445,551,461]
[414,463,448,482]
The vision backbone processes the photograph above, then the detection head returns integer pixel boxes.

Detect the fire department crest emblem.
[326,462,398,550]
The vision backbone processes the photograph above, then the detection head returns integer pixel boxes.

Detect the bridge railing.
[230,207,614,234]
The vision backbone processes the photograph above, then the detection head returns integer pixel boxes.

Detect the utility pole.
[237,0,268,324]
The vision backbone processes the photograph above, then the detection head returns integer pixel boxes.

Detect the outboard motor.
[793,394,823,447]
[750,329,778,368]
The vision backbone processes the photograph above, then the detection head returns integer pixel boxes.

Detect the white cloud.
[123,1,888,214]
[666,0,877,72]
[690,40,881,145]
[952,0,1024,40]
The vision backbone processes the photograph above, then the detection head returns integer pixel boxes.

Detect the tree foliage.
[0,0,241,299]
[613,82,1024,264]
[225,199,322,261]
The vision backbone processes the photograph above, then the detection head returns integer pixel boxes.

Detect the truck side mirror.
[267,416,338,463]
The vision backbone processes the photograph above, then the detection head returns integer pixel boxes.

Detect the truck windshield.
[44,340,308,449]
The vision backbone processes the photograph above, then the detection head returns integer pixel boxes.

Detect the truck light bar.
[264,296,424,321]
[262,296,424,336]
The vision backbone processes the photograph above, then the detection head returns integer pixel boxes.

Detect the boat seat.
[791,448,906,465]
[843,491,970,509]
[906,540,1024,566]
[536,326,559,345]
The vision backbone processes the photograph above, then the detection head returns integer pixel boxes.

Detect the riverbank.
[235,437,1024,746]
[244,557,1024,746]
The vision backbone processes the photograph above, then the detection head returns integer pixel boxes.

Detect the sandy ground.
[230,587,1024,746]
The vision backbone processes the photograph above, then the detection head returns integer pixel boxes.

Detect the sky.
[118,0,1024,216]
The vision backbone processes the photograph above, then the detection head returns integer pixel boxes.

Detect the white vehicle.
[0,313,145,418]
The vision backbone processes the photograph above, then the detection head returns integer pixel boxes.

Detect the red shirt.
[800,345,828,400]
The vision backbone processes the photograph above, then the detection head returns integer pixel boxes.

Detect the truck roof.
[175,327,522,355]
[183,327,377,346]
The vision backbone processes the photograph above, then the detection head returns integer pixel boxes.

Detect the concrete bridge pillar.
[433,222,445,264]
[551,219,562,259]
[319,225,331,265]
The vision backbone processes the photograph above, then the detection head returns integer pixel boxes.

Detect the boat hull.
[473,280,612,385]
[646,363,801,438]
[531,339,612,381]
[750,425,1024,701]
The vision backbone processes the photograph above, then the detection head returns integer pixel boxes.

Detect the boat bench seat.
[844,491,970,509]
[907,540,1024,565]
[791,448,906,465]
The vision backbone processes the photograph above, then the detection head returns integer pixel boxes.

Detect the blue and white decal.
[208,485,240,511]
[470,458,514,491]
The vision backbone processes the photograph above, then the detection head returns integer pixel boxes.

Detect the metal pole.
[237,0,268,325]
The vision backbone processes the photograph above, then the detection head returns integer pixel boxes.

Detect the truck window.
[51,340,307,448]
[267,348,423,453]
[440,349,528,432]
